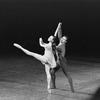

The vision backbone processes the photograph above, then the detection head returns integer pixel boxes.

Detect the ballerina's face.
[48,36,54,42]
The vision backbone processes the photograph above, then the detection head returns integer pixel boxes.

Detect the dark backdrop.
[0,0,100,58]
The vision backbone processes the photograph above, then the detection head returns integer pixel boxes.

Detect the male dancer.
[50,22,75,92]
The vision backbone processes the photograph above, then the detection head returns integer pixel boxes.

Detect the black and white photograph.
[0,0,100,100]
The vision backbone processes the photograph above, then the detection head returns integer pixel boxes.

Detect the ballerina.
[14,36,57,93]
[13,23,61,93]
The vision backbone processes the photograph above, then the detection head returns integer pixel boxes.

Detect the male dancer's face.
[60,36,67,43]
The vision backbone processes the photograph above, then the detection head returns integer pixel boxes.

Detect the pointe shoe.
[14,43,20,48]
[14,43,22,49]
[48,89,52,94]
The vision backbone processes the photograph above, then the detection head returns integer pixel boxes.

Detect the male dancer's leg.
[50,63,60,89]
[59,57,75,92]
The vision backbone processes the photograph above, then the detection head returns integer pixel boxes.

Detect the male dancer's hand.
[58,22,62,28]
[54,22,62,36]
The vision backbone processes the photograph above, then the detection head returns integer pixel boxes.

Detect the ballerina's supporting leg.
[44,64,53,93]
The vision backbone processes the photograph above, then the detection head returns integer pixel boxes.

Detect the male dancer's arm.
[54,22,62,38]
[57,24,62,39]
[52,22,62,61]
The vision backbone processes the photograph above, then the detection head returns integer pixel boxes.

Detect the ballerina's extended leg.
[14,43,48,64]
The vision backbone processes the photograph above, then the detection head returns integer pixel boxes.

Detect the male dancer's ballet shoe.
[51,87,56,89]
[71,89,75,93]
[50,86,56,89]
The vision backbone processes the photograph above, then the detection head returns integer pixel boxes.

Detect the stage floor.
[0,55,100,100]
